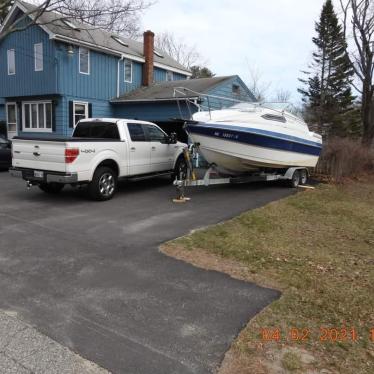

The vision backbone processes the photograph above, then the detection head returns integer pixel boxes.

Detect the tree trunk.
[361,81,374,147]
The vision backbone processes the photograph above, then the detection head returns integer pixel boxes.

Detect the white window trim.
[79,47,90,75]
[7,49,15,75]
[73,101,89,127]
[166,70,173,81]
[34,43,43,72]
[22,101,53,133]
[124,59,133,83]
[6,102,17,135]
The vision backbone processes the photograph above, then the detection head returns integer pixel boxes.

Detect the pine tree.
[298,0,356,137]
[190,66,214,79]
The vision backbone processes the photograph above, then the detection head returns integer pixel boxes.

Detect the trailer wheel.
[300,169,308,185]
[39,183,64,194]
[88,167,117,201]
[289,170,300,188]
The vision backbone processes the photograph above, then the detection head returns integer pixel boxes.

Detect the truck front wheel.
[39,183,64,194]
[88,167,117,201]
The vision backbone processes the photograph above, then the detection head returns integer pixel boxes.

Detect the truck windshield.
[73,122,120,140]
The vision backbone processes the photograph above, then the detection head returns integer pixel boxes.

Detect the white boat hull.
[191,133,320,174]
[187,106,323,175]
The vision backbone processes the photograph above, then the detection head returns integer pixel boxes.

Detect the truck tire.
[173,155,188,181]
[88,166,117,201]
[39,183,64,194]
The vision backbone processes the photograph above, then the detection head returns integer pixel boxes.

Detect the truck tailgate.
[12,139,67,172]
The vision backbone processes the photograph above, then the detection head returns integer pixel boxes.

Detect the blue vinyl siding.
[153,67,188,83]
[56,44,118,100]
[201,76,256,110]
[119,60,143,95]
[57,96,114,136]
[113,102,192,122]
[174,72,188,80]
[0,24,57,97]
[0,11,198,137]
[154,67,167,82]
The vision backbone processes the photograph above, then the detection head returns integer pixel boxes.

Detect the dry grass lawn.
[162,178,374,374]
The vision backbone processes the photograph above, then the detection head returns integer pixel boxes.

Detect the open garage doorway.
[156,120,189,144]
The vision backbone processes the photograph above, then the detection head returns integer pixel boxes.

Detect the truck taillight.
[65,148,80,163]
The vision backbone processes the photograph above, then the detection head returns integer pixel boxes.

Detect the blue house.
[0,1,255,140]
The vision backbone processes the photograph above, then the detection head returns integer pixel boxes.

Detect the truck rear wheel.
[88,167,117,201]
[39,183,64,194]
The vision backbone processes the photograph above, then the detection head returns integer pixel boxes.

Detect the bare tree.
[273,88,292,103]
[53,0,152,37]
[0,0,152,41]
[245,64,271,102]
[155,31,203,68]
[340,0,374,146]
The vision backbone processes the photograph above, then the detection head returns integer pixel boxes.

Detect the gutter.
[111,96,200,104]
[117,55,125,97]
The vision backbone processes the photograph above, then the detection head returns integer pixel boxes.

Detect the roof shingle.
[111,76,236,102]
[13,1,190,74]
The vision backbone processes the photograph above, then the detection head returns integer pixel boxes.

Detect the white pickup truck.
[10,119,187,200]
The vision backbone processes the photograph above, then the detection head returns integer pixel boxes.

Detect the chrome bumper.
[9,168,78,184]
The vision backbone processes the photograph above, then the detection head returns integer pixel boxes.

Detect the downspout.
[117,55,125,98]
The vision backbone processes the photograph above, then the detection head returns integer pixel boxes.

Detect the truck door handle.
[33,152,40,157]
[151,146,156,151]
[130,147,136,151]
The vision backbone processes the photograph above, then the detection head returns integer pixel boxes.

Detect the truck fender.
[173,150,185,169]
[88,151,121,181]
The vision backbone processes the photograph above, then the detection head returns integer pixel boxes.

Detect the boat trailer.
[173,147,310,203]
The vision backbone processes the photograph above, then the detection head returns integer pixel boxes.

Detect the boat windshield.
[230,102,304,121]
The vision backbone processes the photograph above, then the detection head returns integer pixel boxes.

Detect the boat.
[185,103,323,175]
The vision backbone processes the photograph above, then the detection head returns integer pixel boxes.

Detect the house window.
[6,103,17,133]
[166,71,173,81]
[34,43,43,71]
[79,47,90,75]
[73,102,88,126]
[7,49,15,75]
[22,102,52,132]
[232,84,240,95]
[124,59,132,83]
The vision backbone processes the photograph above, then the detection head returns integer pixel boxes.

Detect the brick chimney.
[143,30,155,86]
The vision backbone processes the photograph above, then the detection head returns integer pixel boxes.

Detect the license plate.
[34,170,44,178]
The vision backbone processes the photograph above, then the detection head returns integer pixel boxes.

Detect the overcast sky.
[142,0,328,104]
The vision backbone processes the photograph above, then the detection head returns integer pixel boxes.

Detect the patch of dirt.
[219,349,267,374]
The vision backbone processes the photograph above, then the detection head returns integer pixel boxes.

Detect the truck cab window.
[127,123,146,141]
[145,125,167,142]
[73,122,120,139]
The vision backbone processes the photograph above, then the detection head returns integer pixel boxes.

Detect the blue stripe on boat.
[186,123,322,156]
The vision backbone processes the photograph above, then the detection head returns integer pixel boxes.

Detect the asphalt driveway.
[0,171,294,373]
